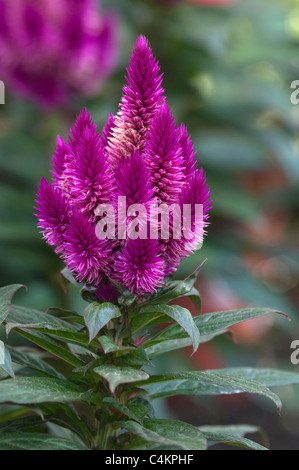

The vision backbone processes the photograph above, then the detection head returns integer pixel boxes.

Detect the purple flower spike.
[101,113,115,150]
[63,209,112,286]
[144,102,185,204]
[34,177,71,254]
[50,136,70,188]
[163,168,212,264]
[67,109,116,222]
[180,168,212,238]
[113,239,165,295]
[178,124,198,181]
[108,35,165,164]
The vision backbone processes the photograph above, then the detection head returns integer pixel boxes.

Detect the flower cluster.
[35,36,212,296]
[0,0,118,108]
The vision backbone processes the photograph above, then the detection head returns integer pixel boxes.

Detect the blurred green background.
[0,0,299,449]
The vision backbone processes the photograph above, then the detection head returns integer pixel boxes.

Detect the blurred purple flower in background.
[35,36,212,296]
[0,0,119,108]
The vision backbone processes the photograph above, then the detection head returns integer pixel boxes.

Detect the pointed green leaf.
[13,329,82,368]
[6,305,81,332]
[0,432,88,450]
[84,302,122,342]
[0,377,92,404]
[103,397,148,423]
[199,425,267,450]
[145,330,227,358]
[117,348,152,367]
[94,365,149,393]
[139,370,283,411]
[7,346,64,379]
[140,304,200,353]
[0,341,15,378]
[121,419,207,450]
[36,402,93,445]
[144,308,288,353]
[217,368,299,388]
[0,285,24,325]
[98,336,134,354]
[60,268,84,289]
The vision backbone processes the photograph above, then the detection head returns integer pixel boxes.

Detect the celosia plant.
[0,36,299,451]
[0,0,118,108]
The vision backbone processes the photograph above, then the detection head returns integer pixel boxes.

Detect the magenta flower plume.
[50,136,70,187]
[163,168,212,267]
[34,177,71,253]
[180,168,212,239]
[67,109,116,222]
[144,102,185,204]
[63,209,112,286]
[107,35,165,164]
[178,124,198,181]
[0,0,119,108]
[35,35,212,296]
[101,113,115,150]
[114,239,165,295]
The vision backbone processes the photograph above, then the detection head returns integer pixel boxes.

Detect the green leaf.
[5,322,84,337]
[103,397,148,423]
[60,268,84,289]
[0,415,45,434]
[6,305,81,332]
[111,281,137,307]
[0,406,31,424]
[7,346,64,379]
[145,330,227,358]
[13,329,82,368]
[35,402,93,445]
[199,425,267,450]
[0,377,92,405]
[0,432,88,450]
[0,285,24,325]
[140,304,200,353]
[98,336,134,354]
[139,370,283,412]
[116,348,152,367]
[12,326,98,350]
[147,260,206,306]
[130,311,169,335]
[121,419,207,450]
[146,283,201,311]
[0,341,15,378]
[144,308,288,354]
[94,365,149,393]
[195,308,289,338]
[84,302,122,342]
[217,368,299,388]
